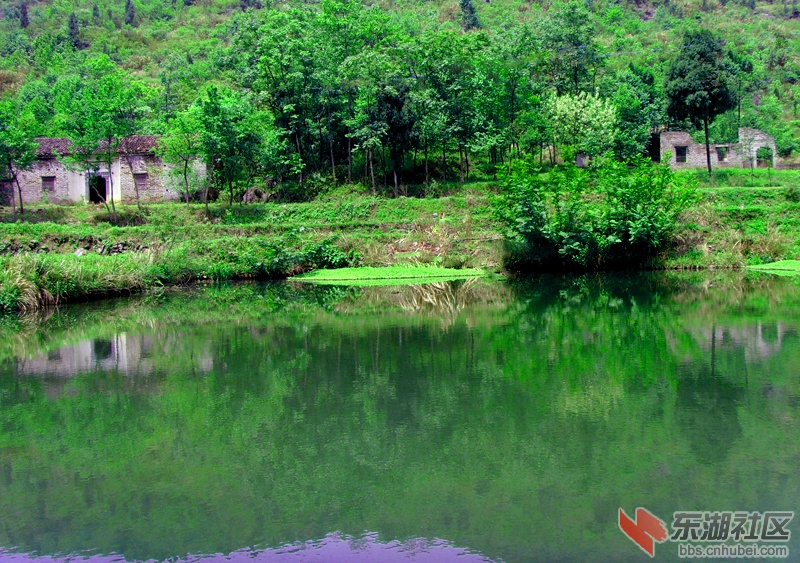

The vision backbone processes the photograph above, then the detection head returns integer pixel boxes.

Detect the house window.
[133,173,149,192]
[42,176,56,193]
[716,146,728,162]
[675,146,688,163]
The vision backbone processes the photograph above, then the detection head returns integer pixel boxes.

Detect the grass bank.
[0,183,502,312]
[665,176,800,269]
[0,235,358,313]
[1,171,800,312]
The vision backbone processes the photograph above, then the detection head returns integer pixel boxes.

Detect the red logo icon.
[619,507,669,557]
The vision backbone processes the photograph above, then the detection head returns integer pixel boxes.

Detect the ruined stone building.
[1,135,186,206]
[657,127,779,169]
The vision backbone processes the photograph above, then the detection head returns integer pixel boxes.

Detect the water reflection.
[17,334,158,377]
[0,533,495,562]
[0,274,798,562]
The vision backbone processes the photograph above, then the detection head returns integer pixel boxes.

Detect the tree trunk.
[441,141,446,182]
[13,167,23,215]
[125,155,143,214]
[704,117,712,177]
[347,96,353,184]
[184,160,190,205]
[424,142,429,185]
[9,166,18,220]
[295,132,303,187]
[107,169,118,224]
[380,144,387,188]
[329,133,336,182]
[369,148,376,194]
[204,158,212,218]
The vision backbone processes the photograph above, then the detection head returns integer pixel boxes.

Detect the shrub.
[495,155,698,270]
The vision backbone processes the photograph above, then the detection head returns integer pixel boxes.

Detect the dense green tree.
[0,99,37,217]
[536,2,602,95]
[159,107,204,206]
[460,0,480,31]
[67,13,81,49]
[19,3,29,29]
[665,29,737,174]
[547,91,618,160]
[607,65,664,160]
[3,0,795,191]
[728,50,754,128]
[196,86,269,205]
[496,156,696,268]
[53,55,145,220]
[124,0,136,27]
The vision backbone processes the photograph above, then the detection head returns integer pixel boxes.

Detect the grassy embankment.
[0,184,502,312]
[667,169,800,269]
[1,170,800,312]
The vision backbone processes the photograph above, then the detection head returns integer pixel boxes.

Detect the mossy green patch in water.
[291,266,484,285]
[747,260,800,276]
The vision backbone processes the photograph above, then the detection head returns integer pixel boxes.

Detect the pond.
[0,273,798,562]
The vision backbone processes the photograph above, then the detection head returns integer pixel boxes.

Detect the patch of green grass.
[677,169,800,189]
[292,265,484,284]
[747,260,800,276]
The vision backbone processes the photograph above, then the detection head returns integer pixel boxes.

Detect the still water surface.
[0,273,799,562]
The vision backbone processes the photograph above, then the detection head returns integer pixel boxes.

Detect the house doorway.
[646,132,661,162]
[89,175,107,204]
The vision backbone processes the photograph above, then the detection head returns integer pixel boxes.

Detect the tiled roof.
[35,138,73,157]
[112,135,159,154]
[36,136,159,158]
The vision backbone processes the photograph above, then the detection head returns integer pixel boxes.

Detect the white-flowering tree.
[547,91,618,161]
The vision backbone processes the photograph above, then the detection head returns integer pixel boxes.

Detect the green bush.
[496,155,698,270]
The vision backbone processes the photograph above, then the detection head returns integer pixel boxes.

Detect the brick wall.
[15,159,74,204]
[660,128,779,170]
[119,155,182,203]
[7,149,204,206]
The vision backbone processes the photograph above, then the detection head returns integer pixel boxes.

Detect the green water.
[0,273,799,562]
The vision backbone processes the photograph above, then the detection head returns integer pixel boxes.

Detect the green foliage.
[158,106,205,203]
[124,0,136,27]
[665,28,738,173]
[1,0,798,190]
[547,91,618,159]
[0,97,37,214]
[497,156,698,269]
[196,86,276,204]
[460,0,480,31]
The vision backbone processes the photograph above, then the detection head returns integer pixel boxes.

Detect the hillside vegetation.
[0,0,798,203]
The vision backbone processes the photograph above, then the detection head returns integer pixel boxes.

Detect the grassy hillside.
[1,0,798,157]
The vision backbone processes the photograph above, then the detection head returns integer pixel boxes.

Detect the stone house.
[658,127,779,169]
[1,135,185,206]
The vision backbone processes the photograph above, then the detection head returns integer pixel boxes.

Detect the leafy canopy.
[665,28,737,129]
[496,156,698,269]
